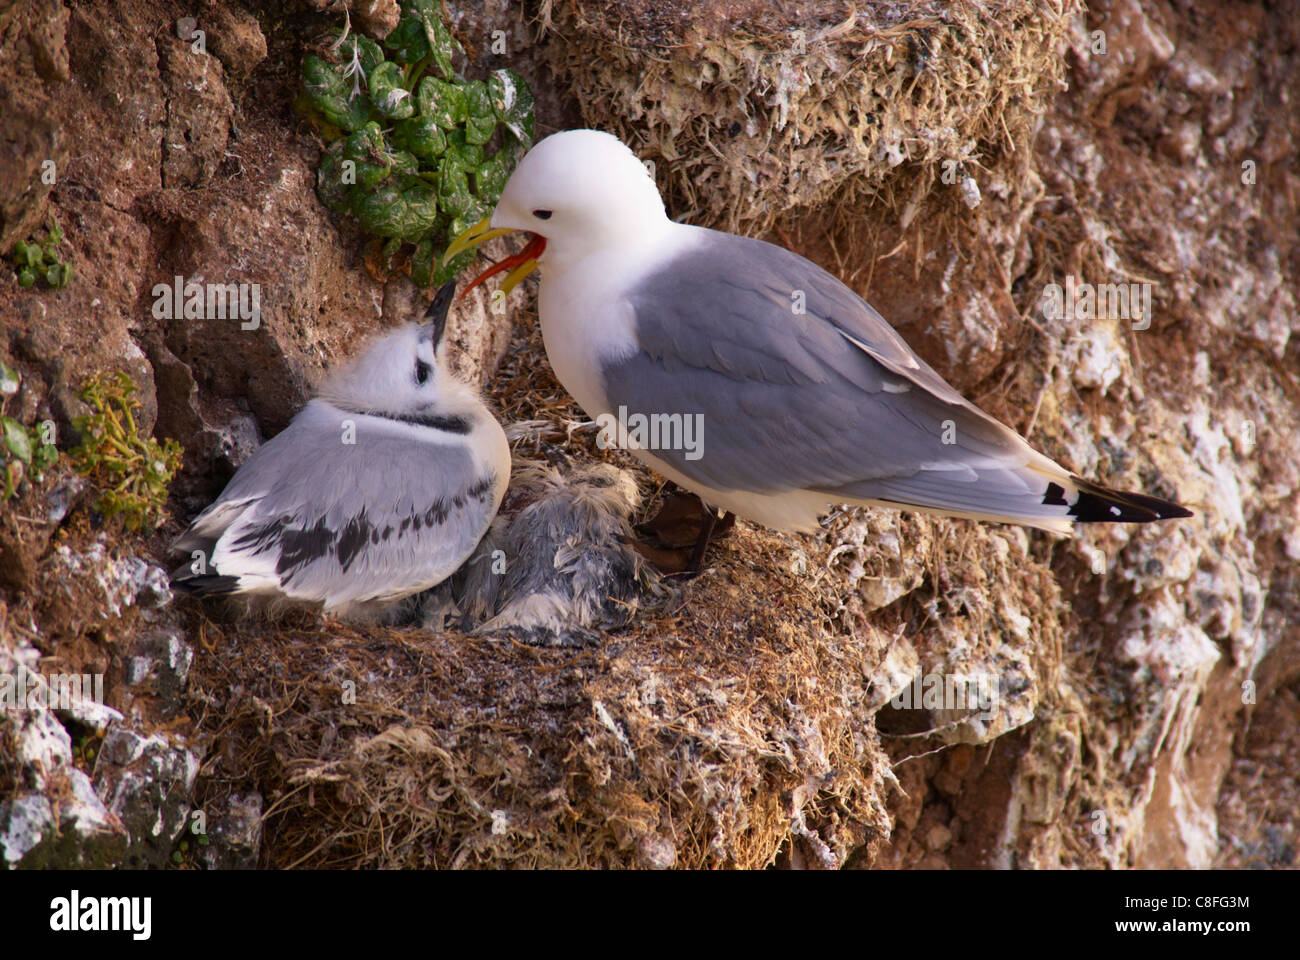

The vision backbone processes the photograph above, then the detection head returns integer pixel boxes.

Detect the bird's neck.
[541,217,686,282]
[535,222,704,417]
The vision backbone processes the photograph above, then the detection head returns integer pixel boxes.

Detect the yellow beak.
[442,217,515,264]
[445,217,547,300]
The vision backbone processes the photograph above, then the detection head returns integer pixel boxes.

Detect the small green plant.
[7,217,72,289]
[170,833,209,869]
[298,0,534,286]
[71,372,183,532]
[71,729,103,772]
[0,360,58,501]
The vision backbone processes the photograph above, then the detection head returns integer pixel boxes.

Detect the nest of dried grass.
[187,313,888,868]
[188,523,898,869]
[538,0,1079,233]
[183,312,1071,869]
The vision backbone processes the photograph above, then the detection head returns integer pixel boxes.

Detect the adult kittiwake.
[445,129,1191,549]
[171,281,510,616]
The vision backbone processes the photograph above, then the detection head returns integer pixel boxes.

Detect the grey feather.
[605,230,1067,523]
[440,458,652,646]
[173,399,500,613]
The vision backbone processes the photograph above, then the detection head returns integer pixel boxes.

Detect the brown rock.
[354,0,400,39]
[202,3,268,76]
[158,37,234,189]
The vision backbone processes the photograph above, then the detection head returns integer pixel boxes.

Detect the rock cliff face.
[0,0,1295,869]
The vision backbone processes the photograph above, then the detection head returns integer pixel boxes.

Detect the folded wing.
[172,401,501,609]
[604,229,1188,532]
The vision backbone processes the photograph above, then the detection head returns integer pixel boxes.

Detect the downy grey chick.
[429,451,655,645]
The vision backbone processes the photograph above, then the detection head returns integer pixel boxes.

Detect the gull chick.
[446,130,1191,539]
[171,282,510,617]
[449,454,650,646]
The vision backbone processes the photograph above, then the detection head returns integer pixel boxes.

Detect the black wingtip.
[1061,476,1194,523]
[170,568,242,597]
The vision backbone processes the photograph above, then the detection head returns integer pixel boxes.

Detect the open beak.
[444,217,547,300]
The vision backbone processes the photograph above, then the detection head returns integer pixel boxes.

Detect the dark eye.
[532,209,552,220]
[415,359,431,385]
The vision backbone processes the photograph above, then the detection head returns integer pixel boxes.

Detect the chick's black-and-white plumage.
[171,282,510,616]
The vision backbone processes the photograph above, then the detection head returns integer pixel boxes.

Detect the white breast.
[536,223,700,419]
[471,412,512,511]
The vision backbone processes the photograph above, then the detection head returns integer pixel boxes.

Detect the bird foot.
[634,489,735,575]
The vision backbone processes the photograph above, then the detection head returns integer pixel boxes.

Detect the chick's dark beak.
[423,279,457,348]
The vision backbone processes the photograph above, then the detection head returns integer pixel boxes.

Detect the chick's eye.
[532,209,552,220]
[415,360,431,385]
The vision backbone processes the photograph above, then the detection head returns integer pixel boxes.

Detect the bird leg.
[685,507,735,575]
[686,507,719,573]
[632,488,737,575]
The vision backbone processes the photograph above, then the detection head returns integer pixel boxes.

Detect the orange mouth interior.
[459,233,547,300]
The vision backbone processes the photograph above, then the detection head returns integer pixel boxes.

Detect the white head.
[490,130,670,262]
[317,282,478,416]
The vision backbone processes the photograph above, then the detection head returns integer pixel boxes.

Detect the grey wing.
[173,401,501,608]
[605,229,1064,521]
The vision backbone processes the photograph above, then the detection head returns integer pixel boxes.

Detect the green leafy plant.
[0,360,58,501]
[299,0,535,286]
[170,833,209,869]
[7,217,72,289]
[70,372,183,532]
[71,729,104,772]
